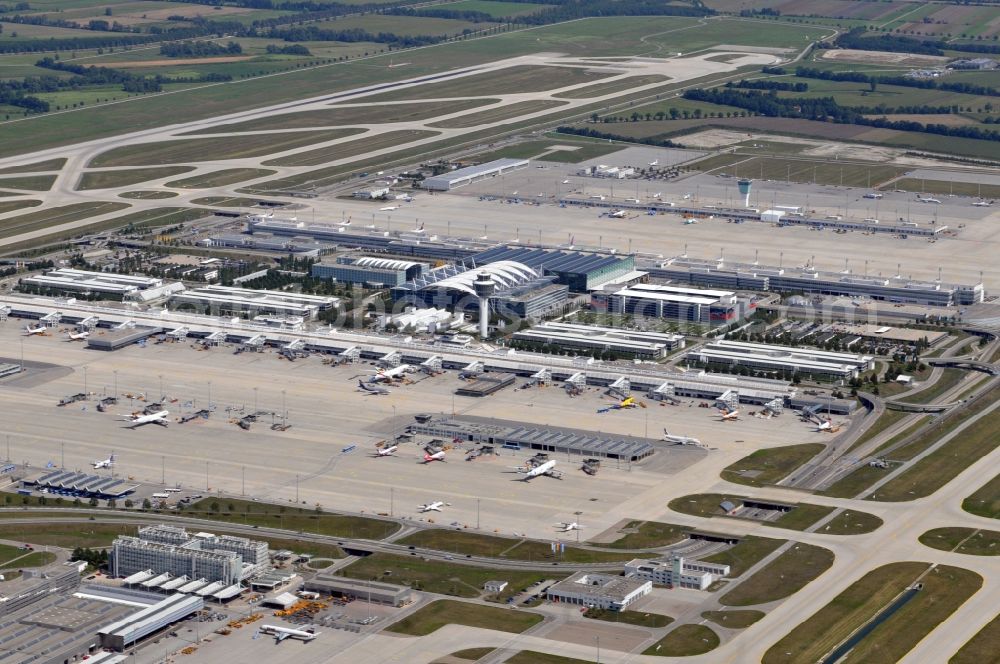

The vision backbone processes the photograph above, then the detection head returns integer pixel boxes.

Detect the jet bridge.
[40,311,62,325]
[339,346,361,363]
[531,367,552,385]
[166,326,189,341]
[380,350,402,367]
[650,381,681,404]
[420,355,443,374]
[203,330,226,346]
[78,316,99,330]
[243,334,267,350]
[608,376,630,399]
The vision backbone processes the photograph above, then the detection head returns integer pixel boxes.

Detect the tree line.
[726,79,808,92]
[160,39,242,58]
[555,125,684,148]
[683,87,1000,142]
[795,67,1000,98]
[828,27,1000,56]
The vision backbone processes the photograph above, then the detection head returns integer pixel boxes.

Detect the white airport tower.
[738,178,753,207]
[472,270,496,339]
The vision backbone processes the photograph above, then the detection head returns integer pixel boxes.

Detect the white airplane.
[718,409,740,421]
[917,195,941,204]
[66,330,90,341]
[515,459,562,481]
[357,380,389,395]
[23,324,46,336]
[120,410,169,429]
[663,429,702,446]
[379,205,399,211]
[372,365,413,382]
[652,192,662,199]
[373,445,398,457]
[338,217,351,226]
[649,159,659,166]
[683,218,698,225]
[260,625,318,643]
[562,180,569,184]
[608,210,626,219]
[815,420,843,433]
[422,450,446,463]
[410,222,426,235]
[418,501,448,512]
[972,200,992,207]
[92,453,116,469]
[682,193,692,200]
[556,522,584,532]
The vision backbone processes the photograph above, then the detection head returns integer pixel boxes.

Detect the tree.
[142,498,152,510]
[210,500,220,512]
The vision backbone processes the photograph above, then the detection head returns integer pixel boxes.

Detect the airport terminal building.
[686,339,875,382]
[594,283,744,328]
[311,255,426,287]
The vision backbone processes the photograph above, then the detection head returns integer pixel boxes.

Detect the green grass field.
[468,136,625,163]
[505,653,593,664]
[703,535,785,577]
[763,562,983,664]
[90,128,365,166]
[339,552,564,598]
[919,527,1000,556]
[890,178,1000,200]
[0,543,56,568]
[846,410,908,454]
[584,607,673,628]
[428,100,567,128]
[0,522,137,548]
[312,15,498,38]
[397,529,639,564]
[352,65,613,103]
[668,493,863,533]
[950,615,1000,664]
[263,129,437,167]
[389,599,537,636]
[0,175,57,191]
[600,520,689,549]
[0,200,42,214]
[76,166,194,190]
[868,401,1000,502]
[185,100,493,135]
[643,624,720,657]
[701,609,765,629]
[102,207,213,229]
[554,74,668,100]
[820,510,883,535]
[897,368,967,405]
[185,498,399,539]
[688,153,908,188]
[719,543,834,606]
[448,648,496,661]
[0,201,131,239]
[721,443,824,487]
[190,196,264,207]
[0,158,66,174]
[963,473,1000,519]
[165,168,276,188]
[779,78,998,119]
[119,190,179,199]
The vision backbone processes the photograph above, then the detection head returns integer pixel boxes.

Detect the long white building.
[594,283,743,328]
[625,556,730,591]
[22,268,163,297]
[170,285,339,320]
[687,339,874,382]
[546,572,651,611]
[512,321,685,359]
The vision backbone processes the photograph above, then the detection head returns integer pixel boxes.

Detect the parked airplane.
[121,410,169,428]
[371,365,413,382]
[663,429,702,446]
[373,445,398,457]
[555,521,584,532]
[608,210,626,219]
[683,218,698,225]
[338,217,351,226]
[411,222,426,234]
[917,195,941,204]
[92,453,116,469]
[718,408,740,421]
[972,200,992,207]
[260,625,318,643]
[422,450,446,463]
[23,324,46,336]
[815,420,844,433]
[862,192,883,199]
[357,380,390,395]
[649,159,659,166]
[66,330,90,341]
[562,179,570,184]
[514,459,562,481]
[379,205,399,211]
[418,501,448,512]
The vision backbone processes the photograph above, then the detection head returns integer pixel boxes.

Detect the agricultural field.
[442,0,554,19]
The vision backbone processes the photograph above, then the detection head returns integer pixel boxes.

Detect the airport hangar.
[0,295,861,413]
[421,158,530,191]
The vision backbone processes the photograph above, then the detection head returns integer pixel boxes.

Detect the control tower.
[737,179,753,207]
[472,271,496,339]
